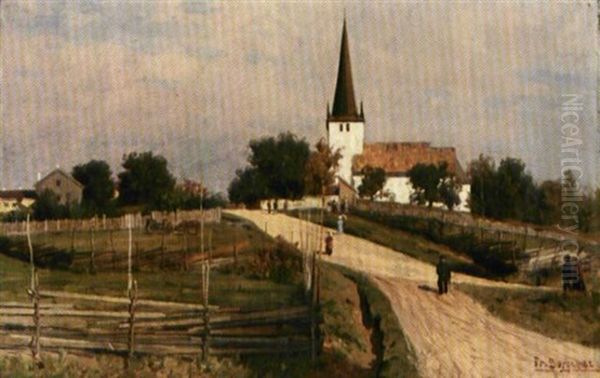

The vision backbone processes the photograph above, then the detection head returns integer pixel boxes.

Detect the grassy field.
[1,213,418,377]
[457,284,600,349]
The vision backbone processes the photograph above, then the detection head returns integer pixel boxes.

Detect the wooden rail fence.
[0,290,313,359]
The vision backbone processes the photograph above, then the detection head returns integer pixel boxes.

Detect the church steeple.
[330,19,364,122]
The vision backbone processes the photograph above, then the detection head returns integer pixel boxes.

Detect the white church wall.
[352,175,471,212]
[328,121,364,183]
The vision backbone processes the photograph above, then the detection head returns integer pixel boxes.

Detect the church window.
[339,124,343,132]
[346,123,350,131]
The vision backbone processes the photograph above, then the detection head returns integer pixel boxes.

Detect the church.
[326,20,471,212]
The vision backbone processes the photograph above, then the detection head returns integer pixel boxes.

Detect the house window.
[346,123,350,131]
[56,179,61,187]
[339,124,343,132]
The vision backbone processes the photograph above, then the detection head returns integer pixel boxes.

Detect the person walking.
[561,254,578,293]
[337,215,345,234]
[325,232,334,256]
[436,256,451,295]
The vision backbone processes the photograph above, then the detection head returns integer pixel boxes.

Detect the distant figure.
[273,200,278,213]
[341,200,347,214]
[325,232,334,255]
[337,215,345,234]
[573,256,586,292]
[267,201,272,214]
[436,256,451,295]
[561,255,579,292]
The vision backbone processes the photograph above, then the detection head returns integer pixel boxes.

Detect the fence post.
[89,224,96,274]
[127,280,138,370]
[183,232,189,271]
[201,263,210,362]
[110,229,117,271]
[29,272,41,368]
[127,215,133,292]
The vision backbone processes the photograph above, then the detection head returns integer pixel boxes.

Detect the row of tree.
[228,133,341,206]
[31,152,225,220]
[468,155,600,231]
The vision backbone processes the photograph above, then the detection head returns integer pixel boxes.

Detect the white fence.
[0,208,222,236]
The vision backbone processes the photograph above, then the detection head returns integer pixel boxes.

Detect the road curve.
[228,210,599,377]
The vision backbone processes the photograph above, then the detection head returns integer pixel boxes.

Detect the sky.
[1,0,598,193]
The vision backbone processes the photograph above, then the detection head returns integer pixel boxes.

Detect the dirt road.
[229,210,599,377]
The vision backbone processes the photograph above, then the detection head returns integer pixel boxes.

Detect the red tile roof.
[352,142,466,182]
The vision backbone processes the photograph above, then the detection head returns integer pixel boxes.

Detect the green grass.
[457,284,600,348]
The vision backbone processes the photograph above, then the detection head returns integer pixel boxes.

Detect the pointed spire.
[330,18,363,121]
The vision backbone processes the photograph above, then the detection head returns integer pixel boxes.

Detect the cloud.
[1,1,597,192]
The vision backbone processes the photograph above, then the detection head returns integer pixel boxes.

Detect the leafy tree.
[537,180,561,225]
[72,160,115,214]
[495,158,537,221]
[117,152,176,209]
[358,166,386,200]
[304,139,342,196]
[228,167,269,207]
[439,176,462,211]
[32,190,68,220]
[407,162,449,208]
[468,155,498,217]
[249,132,310,200]
[229,133,310,206]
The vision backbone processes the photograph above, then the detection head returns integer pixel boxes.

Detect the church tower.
[327,19,365,184]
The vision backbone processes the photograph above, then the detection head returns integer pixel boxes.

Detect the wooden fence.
[0,290,313,360]
[354,200,599,249]
[0,208,222,236]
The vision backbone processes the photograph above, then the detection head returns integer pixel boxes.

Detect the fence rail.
[0,290,313,359]
[0,208,222,235]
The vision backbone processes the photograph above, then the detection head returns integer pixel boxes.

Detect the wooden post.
[27,214,35,290]
[160,231,166,270]
[183,232,189,271]
[70,226,76,253]
[208,228,213,265]
[26,216,41,367]
[134,242,140,272]
[29,272,41,368]
[233,226,238,267]
[201,263,210,361]
[89,224,96,274]
[127,215,133,292]
[127,280,138,369]
[110,229,117,271]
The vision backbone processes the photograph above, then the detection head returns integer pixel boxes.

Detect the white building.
[326,20,471,212]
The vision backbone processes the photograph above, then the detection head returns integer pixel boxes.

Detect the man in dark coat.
[436,256,451,295]
[325,232,334,256]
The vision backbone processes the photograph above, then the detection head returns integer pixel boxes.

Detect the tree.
[248,132,310,200]
[468,155,498,217]
[32,190,68,220]
[358,166,386,200]
[304,139,342,196]
[228,167,269,207]
[407,162,449,208]
[117,152,176,209]
[439,176,462,211]
[537,180,561,225]
[495,158,537,221]
[72,160,115,214]
[228,133,310,206]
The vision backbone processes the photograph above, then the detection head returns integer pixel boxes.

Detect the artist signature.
[534,356,600,373]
